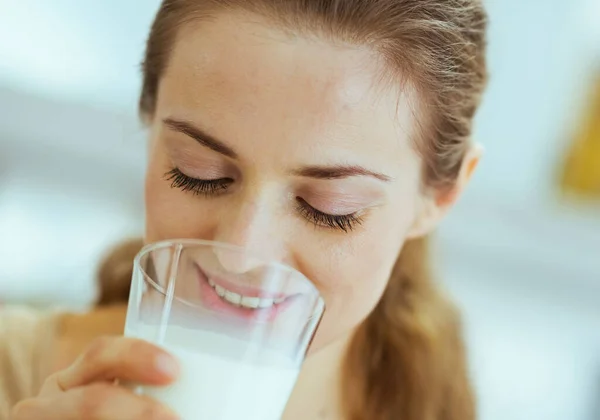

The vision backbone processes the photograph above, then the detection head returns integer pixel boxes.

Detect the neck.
[283,334,351,420]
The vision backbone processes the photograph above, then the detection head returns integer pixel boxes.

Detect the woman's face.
[145,13,444,348]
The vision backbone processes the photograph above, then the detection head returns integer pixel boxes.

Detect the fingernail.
[154,354,179,377]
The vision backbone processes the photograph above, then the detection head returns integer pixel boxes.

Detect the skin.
[12,11,479,420]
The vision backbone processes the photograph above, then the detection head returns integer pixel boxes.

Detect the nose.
[213,196,287,274]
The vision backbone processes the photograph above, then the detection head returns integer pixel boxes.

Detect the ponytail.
[342,236,475,420]
[95,238,143,306]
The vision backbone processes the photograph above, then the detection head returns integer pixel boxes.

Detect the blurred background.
[0,1,599,419]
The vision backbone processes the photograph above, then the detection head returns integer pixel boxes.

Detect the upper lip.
[195,264,289,299]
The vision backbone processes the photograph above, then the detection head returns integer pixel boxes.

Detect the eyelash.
[164,168,363,232]
[295,198,363,233]
[164,168,232,196]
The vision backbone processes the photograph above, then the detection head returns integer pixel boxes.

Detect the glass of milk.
[124,239,325,420]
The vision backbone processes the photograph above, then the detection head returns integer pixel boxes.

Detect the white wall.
[0,0,161,110]
[472,0,599,201]
[0,88,146,307]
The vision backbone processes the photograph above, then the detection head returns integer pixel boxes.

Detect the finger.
[12,383,179,420]
[55,336,179,391]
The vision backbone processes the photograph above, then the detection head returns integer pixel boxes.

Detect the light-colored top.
[0,306,59,419]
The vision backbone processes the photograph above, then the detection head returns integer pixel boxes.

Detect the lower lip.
[196,266,293,323]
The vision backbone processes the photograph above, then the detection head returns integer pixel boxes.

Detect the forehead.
[158,12,419,172]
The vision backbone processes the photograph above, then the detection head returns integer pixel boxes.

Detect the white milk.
[125,326,299,420]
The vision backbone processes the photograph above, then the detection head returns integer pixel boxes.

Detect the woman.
[5,0,488,418]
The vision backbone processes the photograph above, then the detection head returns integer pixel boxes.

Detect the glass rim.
[133,238,322,298]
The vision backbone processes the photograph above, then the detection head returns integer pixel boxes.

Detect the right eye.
[164,167,233,197]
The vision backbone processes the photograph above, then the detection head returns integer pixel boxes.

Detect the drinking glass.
[124,239,325,420]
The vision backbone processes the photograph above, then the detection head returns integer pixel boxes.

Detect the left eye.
[295,198,363,233]
[164,167,233,196]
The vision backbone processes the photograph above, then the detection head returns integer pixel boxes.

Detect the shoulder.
[0,305,48,334]
[54,305,127,371]
[0,304,127,416]
[0,305,59,366]
[0,306,61,415]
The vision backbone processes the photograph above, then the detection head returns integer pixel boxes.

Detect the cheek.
[302,204,413,349]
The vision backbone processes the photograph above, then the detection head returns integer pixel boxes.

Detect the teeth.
[240,296,261,308]
[215,285,226,297]
[224,291,242,305]
[258,298,274,308]
[207,279,285,309]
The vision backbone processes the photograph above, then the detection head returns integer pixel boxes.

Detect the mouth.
[194,263,294,321]
[206,278,287,309]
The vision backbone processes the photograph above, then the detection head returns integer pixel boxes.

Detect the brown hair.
[95,238,143,306]
[112,1,487,419]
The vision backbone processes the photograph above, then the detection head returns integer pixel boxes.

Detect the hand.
[11,336,180,420]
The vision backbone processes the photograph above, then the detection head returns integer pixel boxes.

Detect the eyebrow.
[293,165,392,182]
[164,118,391,182]
[163,118,238,159]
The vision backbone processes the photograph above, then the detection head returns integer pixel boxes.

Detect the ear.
[407,143,483,239]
